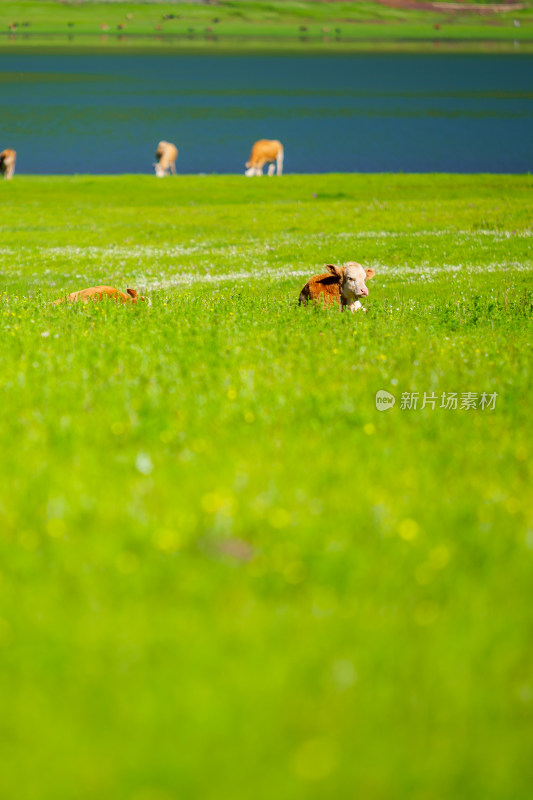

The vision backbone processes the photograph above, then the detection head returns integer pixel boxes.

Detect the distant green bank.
[1,0,532,53]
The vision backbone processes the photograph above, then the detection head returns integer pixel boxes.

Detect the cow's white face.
[326,262,376,303]
[342,262,375,299]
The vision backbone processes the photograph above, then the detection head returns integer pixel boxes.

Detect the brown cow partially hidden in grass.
[154,140,178,177]
[53,286,148,305]
[0,148,16,180]
[245,139,284,176]
[299,263,375,313]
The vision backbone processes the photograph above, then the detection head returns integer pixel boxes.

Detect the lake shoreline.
[1,39,532,55]
[5,173,532,180]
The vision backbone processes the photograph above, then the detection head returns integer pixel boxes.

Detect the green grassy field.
[0,173,532,799]
[1,0,532,53]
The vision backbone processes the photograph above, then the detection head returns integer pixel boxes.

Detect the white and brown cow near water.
[154,140,178,177]
[245,139,284,176]
[0,148,16,180]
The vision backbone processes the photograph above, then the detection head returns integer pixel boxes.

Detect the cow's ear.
[326,264,344,279]
[365,269,376,280]
[127,288,137,299]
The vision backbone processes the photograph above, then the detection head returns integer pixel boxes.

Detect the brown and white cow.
[298,262,375,313]
[245,139,284,176]
[154,140,178,177]
[0,148,16,180]
[53,286,148,304]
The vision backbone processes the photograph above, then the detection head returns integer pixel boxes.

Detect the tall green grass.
[0,174,531,800]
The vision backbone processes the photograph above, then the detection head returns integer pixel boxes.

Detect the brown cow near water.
[245,139,284,176]
[154,140,178,177]
[0,148,16,180]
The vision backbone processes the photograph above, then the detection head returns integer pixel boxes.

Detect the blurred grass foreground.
[0,173,531,798]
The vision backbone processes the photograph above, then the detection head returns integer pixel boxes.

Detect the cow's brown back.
[156,141,178,169]
[247,139,282,166]
[54,286,135,304]
[298,273,341,306]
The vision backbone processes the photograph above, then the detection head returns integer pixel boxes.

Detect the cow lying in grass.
[245,139,284,176]
[299,262,375,313]
[53,286,148,304]
[0,148,16,180]
[154,141,178,177]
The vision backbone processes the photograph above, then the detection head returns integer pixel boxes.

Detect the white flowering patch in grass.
[138,259,532,291]
[0,227,530,267]
[1,257,531,297]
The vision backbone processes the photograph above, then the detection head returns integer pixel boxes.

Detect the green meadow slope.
[0,0,532,52]
[0,173,532,799]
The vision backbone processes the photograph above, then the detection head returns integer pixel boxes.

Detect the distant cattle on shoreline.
[245,139,284,176]
[154,141,178,177]
[0,148,16,180]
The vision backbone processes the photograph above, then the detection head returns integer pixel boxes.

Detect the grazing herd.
[154,137,284,177]
[2,138,375,312]
[0,139,284,180]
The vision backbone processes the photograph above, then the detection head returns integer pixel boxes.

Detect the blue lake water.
[0,53,531,174]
